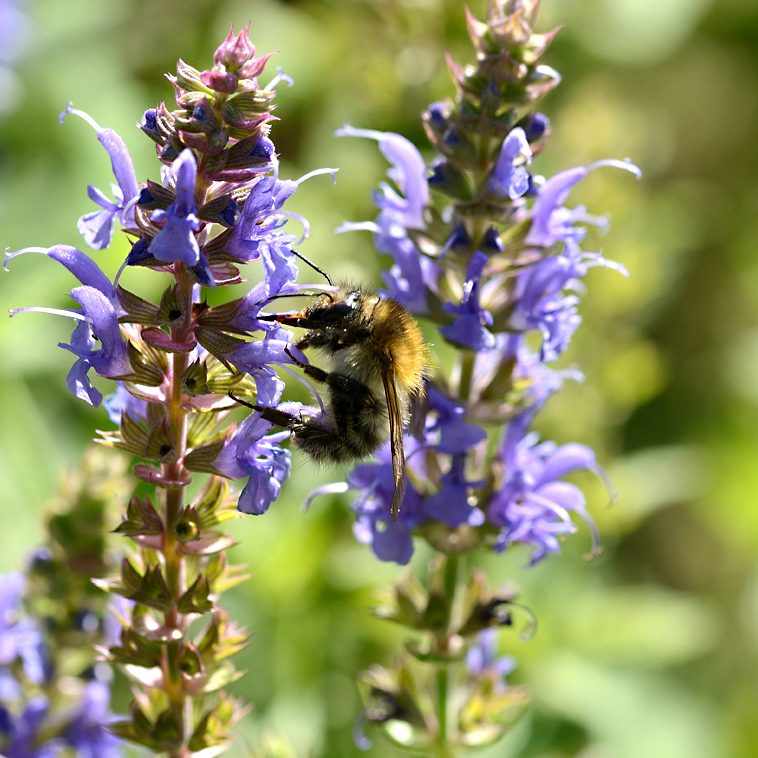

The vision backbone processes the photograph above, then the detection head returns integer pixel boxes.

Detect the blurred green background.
[1,0,757,756]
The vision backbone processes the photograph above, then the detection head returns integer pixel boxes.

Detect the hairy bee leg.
[228,392,298,428]
[255,405,300,428]
[284,344,330,384]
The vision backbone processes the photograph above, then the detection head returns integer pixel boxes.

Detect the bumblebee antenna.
[290,249,333,287]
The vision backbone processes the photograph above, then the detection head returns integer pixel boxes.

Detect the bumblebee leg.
[228,392,298,428]
[284,344,330,384]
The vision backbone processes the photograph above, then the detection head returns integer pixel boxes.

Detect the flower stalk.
[6,24,334,755]
[335,0,639,752]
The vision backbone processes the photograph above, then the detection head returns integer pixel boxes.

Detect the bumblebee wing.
[382,364,406,521]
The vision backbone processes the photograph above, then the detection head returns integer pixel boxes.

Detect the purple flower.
[223,282,304,335]
[509,253,583,361]
[466,629,515,693]
[60,286,131,388]
[0,575,47,693]
[336,125,429,230]
[227,176,298,295]
[488,432,602,564]
[228,334,293,405]
[214,413,292,515]
[227,166,336,296]
[425,386,486,454]
[510,234,629,362]
[1,697,60,758]
[423,455,485,527]
[4,245,117,301]
[60,105,139,251]
[440,251,495,350]
[5,246,129,406]
[349,455,423,565]
[488,127,532,200]
[522,112,550,142]
[377,228,437,315]
[104,383,148,425]
[336,126,440,313]
[337,219,438,315]
[526,159,640,249]
[148,149,201,266]
[64,680,122,758]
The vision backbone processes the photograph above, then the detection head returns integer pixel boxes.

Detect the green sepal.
[358,661,428,733]
[152,706,185,750]
[196,326,247,359]
[109,707,170,753]
[98,559,172,612]
[177,574,213,615]
[173,59,214,96]
[107,624,163,668]
[476,353,517,404]
[189,694,249,754]
[184,437,226,474]
[142,102,176,146]
[197,610,249,662]
[206,554,250,593]
[204,259,242,287]
[458,681,530,748]
[192,476,239,528]
[135,564,172,611]
[199,226,234,261]
[132,463,192,489]
[221,92,275,138]
[178,643,204,676]
[127,340,168,386]
[374,572,426,628]
[404,636,465,664]
[145,413,178,464]
[223,89,275,118]
[174,504,237,555]
[138,179,174,209]
[196,299,244,331]
[180,531,236,556]
[187,409,222,448]
[96,412,149,457]
[175,96,220,134]
[429,160,473,201]
[208,371,255,396]
[158,284,185,325]
[174,506,201,542]
[198,193,238,227]
[200,660,245,694]
[219,133,275,172]
[117,286,163,325]
[115,495,163,537]
[183,360,210,395]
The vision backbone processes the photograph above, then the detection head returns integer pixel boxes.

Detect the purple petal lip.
[336,125,429,229]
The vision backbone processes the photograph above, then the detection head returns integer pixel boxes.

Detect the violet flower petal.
[336,125,429,229]
[149,149,201,265]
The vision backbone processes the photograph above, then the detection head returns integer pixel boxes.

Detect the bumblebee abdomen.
[292,399,388,462]
[371,298,427,395]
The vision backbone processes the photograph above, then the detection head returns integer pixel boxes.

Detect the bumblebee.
[234,284,427,520]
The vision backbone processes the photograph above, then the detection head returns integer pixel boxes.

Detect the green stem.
[433,554,460,757]
[162,265,195,757]
[456,349,476,404]
[435,665,452,758]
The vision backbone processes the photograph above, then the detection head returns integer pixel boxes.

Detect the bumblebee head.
[304,286,376,326]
